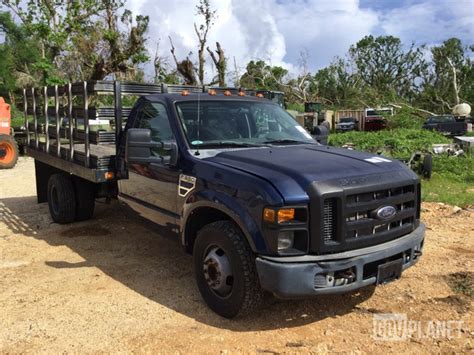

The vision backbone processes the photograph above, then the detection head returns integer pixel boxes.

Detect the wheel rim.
[0,141,14,164]
[50,185,60,215]
[203,246,234,298]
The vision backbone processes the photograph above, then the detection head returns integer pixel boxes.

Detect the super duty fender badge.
[364,156,391,163]
[179,174,196,197]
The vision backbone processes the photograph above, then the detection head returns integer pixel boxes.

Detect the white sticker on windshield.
[191,140,203,145]
[364,157,392,163]
[295,125,312,139]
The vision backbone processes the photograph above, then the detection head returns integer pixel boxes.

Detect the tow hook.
[414,250,423,257]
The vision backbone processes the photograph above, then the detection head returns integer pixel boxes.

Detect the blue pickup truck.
[422,115,467,136]
[23,81,425,318]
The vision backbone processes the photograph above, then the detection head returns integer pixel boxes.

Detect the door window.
[136,102,175,156]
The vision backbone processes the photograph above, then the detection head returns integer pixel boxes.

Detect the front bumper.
[256,224,425,298]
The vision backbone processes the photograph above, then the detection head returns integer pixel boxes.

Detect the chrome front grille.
[344,184,416,240]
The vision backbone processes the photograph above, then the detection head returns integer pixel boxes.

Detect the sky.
[126,0,474,81]
[2,0,473,80]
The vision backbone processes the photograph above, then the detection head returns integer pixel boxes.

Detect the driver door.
[118,101,180,226]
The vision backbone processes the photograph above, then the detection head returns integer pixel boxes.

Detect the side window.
[136,102,175,156]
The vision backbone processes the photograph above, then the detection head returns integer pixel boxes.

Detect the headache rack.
[21,81,275,182]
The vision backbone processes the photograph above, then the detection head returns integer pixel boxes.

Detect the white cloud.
[129,0,379,81]
[379,0,474,46]
[127,0,473,82]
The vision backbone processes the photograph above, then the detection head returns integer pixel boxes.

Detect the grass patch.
[446,272,474,299]
[422,154,474,207]
[328,129,451,159]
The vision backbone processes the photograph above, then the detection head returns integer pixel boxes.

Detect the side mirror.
[125,128,178,166]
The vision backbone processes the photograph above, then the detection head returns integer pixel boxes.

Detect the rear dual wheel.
[0,134,19,169]
[47,174,95,224]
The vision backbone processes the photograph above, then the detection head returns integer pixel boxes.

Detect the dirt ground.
[0,157,473,353]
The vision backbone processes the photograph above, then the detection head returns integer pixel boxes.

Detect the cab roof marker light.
[256,93,264,98]
[224,90,232,96]
[181,90,189,96]
[238,90,246,96]
[208,89,217,96]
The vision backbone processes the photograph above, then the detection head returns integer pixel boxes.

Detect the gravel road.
[0,157,472,353]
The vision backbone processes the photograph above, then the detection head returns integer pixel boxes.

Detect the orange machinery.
[0,97,19,168]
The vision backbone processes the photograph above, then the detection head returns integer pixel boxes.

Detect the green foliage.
[1,0,150,82]
[328,129,450,158]
[286,102,304,113]
[385,107,425,129]
[0,11,43,95]
[349,35,427,101]
[240,60,288,91]
[419,38,473,113]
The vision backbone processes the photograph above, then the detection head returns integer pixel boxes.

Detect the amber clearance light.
[263,208,295,224]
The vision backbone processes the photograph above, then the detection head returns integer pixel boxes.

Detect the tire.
[193,221,263,318]
[0,134,19,169]
[47,174,76,224]
[421,154,432,179]
[73,177,95,221]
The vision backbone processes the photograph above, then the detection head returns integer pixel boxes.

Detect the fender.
[181,189,269,254]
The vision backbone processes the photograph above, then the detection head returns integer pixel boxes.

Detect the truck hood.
[205,145,414,203]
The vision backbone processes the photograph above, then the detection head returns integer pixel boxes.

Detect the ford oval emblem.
[374,206,397,220]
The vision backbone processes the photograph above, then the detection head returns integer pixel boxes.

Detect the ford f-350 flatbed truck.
[22,81,424,318]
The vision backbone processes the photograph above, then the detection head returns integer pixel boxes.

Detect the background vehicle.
[363,107,393,131]
[336,117,358,132]
[422,115,467,136]
[21,81,425,318]
[0,97,19,169]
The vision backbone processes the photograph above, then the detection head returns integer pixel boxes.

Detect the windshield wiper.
[263,139,312,145]
[194,141,264,148]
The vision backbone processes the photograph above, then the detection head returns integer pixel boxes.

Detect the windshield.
[428,116,454,123]
[175,100,315,148]
[366,109,392,116]
[340,118,355,123]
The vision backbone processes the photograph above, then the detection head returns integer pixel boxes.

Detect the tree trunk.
[207,42,226,87]
[447,58,460,105]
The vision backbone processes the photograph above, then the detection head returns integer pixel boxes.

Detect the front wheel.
[193,221,263,318]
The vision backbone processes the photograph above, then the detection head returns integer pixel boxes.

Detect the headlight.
[277,231,294,251]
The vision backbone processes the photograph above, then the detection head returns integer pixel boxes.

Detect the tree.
[0,11,44,100]
[239,60,288,91]
[169,36,198,85]
[194,0,216,85]
[1,0,150,81]
[313,58,361,107]
[421,38,473,112]
[207,42,226,86]
[349,35,427,102]
[281,51,316,104]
